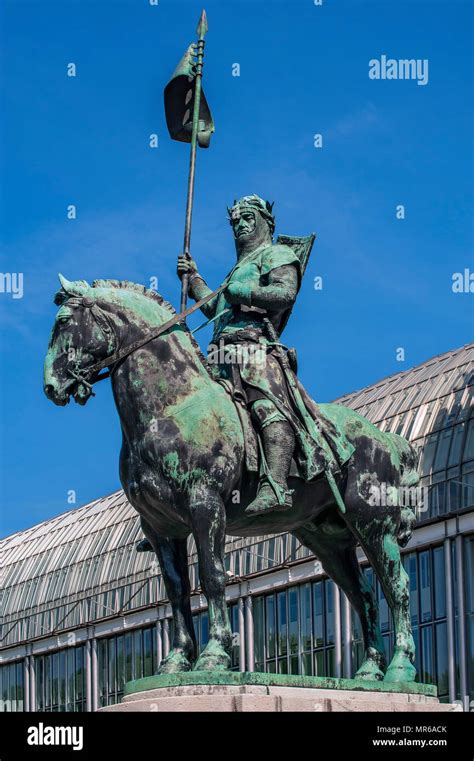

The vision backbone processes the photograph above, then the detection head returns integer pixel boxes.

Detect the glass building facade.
[1,343,473,711]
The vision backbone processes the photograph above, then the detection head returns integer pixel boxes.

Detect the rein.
[75,284,226,386]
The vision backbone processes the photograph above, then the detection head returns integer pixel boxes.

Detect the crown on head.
[227,195,275,235]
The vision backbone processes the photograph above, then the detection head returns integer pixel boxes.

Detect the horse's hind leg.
[294,519,386,681]
[140,518,196,673]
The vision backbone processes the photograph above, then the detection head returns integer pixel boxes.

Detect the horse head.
[44,274,117,406]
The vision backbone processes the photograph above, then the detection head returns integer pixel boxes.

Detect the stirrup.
[245,478,293,516]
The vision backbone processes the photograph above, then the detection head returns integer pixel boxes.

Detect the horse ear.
[58,273,74,294]
[57,274,89,296]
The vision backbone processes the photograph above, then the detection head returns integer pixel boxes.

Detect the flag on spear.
[164,44,214,148]
[164,10,215,314]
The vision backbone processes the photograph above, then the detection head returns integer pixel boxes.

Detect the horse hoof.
[384,664,417,684]
[157,649,193,674]
[355,661,385,682]
[193,656,230,672]
[193,643,231,672]
[354,649,386,681]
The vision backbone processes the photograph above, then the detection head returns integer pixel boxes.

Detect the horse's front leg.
[189,485,232,671]
[140,518,197,673]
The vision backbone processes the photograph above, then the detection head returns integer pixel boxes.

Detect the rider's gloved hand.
[177,254,198,282]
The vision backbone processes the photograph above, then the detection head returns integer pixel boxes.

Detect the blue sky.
[0,0,472,535]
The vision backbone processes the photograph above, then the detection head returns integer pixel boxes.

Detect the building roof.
[1,343,473,649]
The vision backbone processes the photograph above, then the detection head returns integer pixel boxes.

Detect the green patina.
[164,383,242,451]
[123,671,437,698]
[45,231,422,685]
[161,451,209,492]
[319,403,402,472]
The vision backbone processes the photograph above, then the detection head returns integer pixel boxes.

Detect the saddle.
[217,376,355,482]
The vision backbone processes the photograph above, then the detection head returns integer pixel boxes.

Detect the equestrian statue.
[43,193,420,684]
[43,12,420,686]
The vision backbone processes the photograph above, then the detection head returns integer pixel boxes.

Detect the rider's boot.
[245,420,295,516]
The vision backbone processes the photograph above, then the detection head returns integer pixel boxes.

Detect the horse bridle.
[62,284,227,393]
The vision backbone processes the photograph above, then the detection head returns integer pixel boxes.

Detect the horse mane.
[54,278,215,378]
[91,279,177,316]
[90,279,216,380]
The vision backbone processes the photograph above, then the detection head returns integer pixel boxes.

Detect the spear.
[164,9,214,315]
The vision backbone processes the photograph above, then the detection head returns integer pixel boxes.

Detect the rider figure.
[178,195,301,516]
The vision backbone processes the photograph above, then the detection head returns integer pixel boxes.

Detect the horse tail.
[392,434,420,548]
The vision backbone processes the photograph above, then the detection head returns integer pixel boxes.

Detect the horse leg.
[188,487,232,671]
[140,518,196,673]
[294,518,387,681]
[355,524,416,683]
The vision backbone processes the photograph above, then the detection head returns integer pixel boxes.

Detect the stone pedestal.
[97,672,461,713]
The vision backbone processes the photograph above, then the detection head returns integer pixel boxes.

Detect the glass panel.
[436,623,449,698]
[253,596,265,667]
[8,665,16,712]
[351,606,362,642]
[16,662,24,712]
[45,654,53,711]
[108,637,117,700]
[412,626,420,678]
[98,639,108,707]
[352,640,364,673]
[266,596,276,660]
[229,605,239,670]
[36,657,44,711]
[404,553,419,626]
[192,615,199,648]
[314,650,325,677]
[364,566,375,592]
[58,650,66,711]
[125,633,133,683]
[51,652,58,710]
[325,582,334,645]
[267,538,276,566]
[288,588,299,655]
[326,648,335,677]
[466,539,474,614]
[419,433,438,476]
[419,551,432,623]
[448,423,465,466]
[463,419,474,461]
[421,627,434,684]
[143,629,153,677]
[1,665,8,712]
[469,617,474,700]
[200,612,209,648]
[379,585,390,633]
[313,582,324,648]
[448,478,461,512]
[67,649,75,711]
[75,646,84,710]
[133,630,142,681]
[289,655,299,675]
[433,546,446,619]
[302,652,312,677]
[277,591,287,657]
[433,428,452,472]
[429,479,447,517]
[116,636,125,694]
[382,634,391,661]
[461,466,474,508]
[300,584,312,652]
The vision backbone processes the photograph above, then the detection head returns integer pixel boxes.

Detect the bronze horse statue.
[44,275,419,683]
